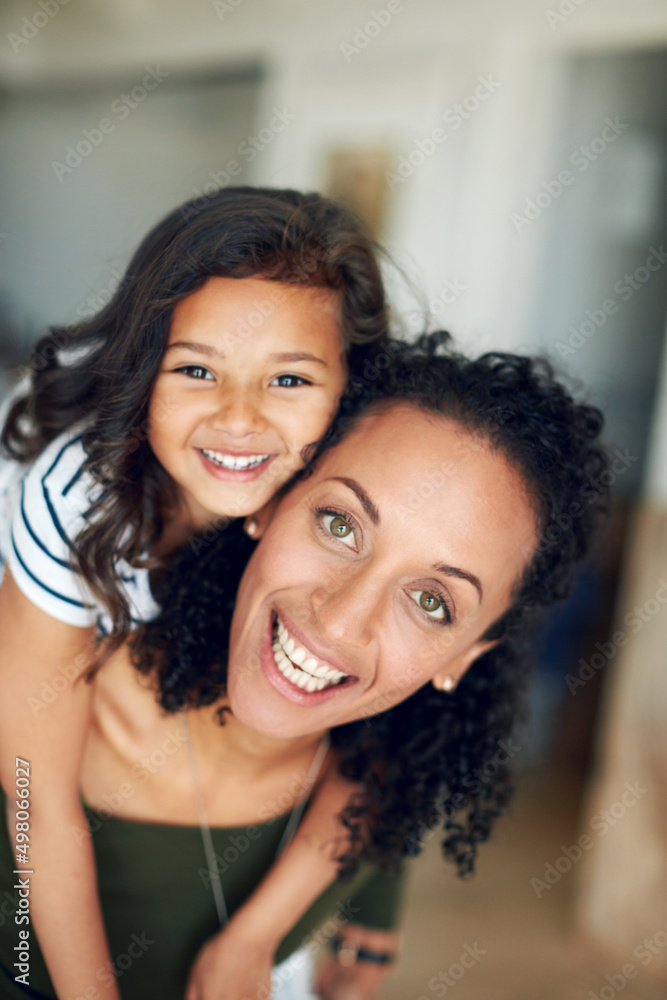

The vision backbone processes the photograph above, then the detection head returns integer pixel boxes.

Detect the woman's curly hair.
[132,331,610,880]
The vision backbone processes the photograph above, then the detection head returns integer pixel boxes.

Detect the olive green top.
[0,787,405,999]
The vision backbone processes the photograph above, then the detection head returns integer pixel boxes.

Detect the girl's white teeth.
[272,617,349,692]
[202,449,269,470]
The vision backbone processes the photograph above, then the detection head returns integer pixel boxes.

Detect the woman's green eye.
[329,516,351,537]
[322,513,355,547]
[410,590,446,620]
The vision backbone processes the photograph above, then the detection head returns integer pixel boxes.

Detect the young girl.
[0,186,389,1000]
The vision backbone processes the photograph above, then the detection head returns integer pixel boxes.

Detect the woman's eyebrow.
[328,477,380,524]
[326,477,482,600]
[433,563,483,603]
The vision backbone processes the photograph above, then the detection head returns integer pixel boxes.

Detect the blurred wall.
[1,0,667,492]
[0,69,261,347]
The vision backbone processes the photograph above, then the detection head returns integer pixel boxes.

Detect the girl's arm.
[0,570,122,1000]
[186,766,357,1000]
[314,865,405,1000]
[314,924,400,1000]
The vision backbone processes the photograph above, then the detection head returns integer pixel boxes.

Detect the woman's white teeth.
[202,449,269,470]
[272,617,349,692]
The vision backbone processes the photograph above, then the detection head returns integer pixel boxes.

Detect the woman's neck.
[185,703,329,776]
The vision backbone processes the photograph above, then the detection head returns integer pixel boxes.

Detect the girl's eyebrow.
[269,352,328,367]
[327,476,483,603]
[165,340,222,357]
[165,342,328,367]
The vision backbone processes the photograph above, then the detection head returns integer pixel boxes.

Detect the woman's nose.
[310,564,382,647]
[209,388,267,439]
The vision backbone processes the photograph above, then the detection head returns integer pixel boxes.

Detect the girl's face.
[227,403,539,739]
[148,276,346,527]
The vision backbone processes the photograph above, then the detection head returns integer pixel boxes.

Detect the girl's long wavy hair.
[1,187,389,654]
[132,331,610,879]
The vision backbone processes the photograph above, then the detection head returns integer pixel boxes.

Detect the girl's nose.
[209,389,267,439]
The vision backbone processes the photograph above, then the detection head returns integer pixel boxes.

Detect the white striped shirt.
[0,427,159,633]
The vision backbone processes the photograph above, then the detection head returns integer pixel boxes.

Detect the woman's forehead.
[303,402,538,586]
[321,403,477,472]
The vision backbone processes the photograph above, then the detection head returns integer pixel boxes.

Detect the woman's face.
[227,403,538,738]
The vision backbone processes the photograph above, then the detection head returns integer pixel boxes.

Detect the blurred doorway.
[525,47,667,775]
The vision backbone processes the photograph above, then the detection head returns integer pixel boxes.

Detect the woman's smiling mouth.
[272,615,349,692]
[260,612,357,704]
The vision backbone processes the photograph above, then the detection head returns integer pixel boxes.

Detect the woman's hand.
[314,926,399,1000]
[185,923,275,1000]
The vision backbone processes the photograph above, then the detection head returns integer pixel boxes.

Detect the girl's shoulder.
[33,424,94,492]
[3,423,97,527]
[0,425,101,627]
[1,425,160,632]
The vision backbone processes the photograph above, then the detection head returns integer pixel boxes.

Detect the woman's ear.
[431,637,500,692]
[243,494,281,540]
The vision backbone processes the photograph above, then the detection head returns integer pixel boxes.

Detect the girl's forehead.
[167,276,345,358]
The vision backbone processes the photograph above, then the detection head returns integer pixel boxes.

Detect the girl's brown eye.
[270,374,310,387]
[175,364,214,381]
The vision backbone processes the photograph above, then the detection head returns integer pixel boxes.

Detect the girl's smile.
[148,275,346,529]
[197,447,276,481]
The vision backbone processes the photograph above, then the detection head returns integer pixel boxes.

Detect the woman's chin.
[226,692,313,740]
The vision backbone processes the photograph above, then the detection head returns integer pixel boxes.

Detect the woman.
[0,333,608,1000]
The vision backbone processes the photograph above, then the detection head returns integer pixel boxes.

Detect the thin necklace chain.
[179,708,331,927]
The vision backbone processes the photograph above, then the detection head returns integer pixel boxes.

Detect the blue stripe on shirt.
[62,465,85,497]
[20,482,71,570]
[10,530,92,610]
[41,434,85,549]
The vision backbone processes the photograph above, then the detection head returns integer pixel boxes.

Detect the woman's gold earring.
[436,675,455,692]
[244,519,258,538]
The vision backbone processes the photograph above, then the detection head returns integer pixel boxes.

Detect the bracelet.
[331,934,396,966]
